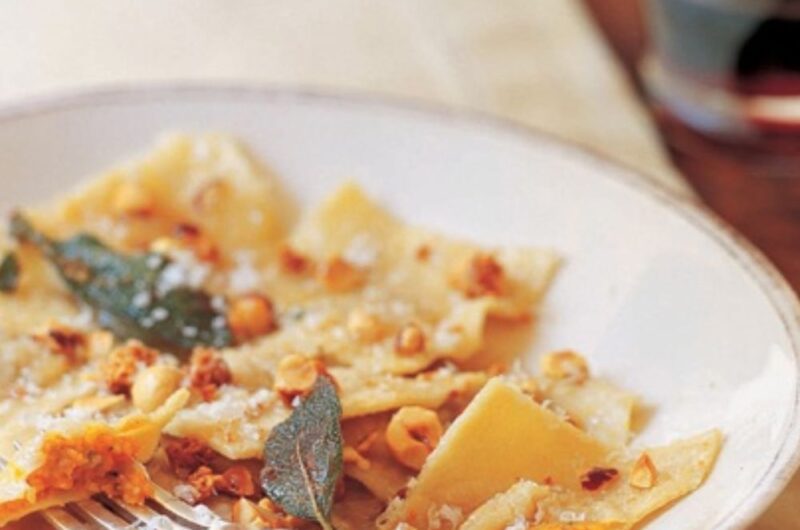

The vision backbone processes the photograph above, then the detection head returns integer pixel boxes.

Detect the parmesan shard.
[460,480,548,530]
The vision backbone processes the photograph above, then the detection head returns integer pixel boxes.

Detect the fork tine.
[71,499,130,529]
[42,507,90,530]
[104,496,193,529]
[150,485,232,528]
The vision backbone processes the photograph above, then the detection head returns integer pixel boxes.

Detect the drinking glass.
[643,0,800,137]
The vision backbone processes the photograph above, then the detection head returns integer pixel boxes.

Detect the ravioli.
[0,134,718,530]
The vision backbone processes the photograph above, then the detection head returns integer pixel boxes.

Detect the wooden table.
[586,0,800,291]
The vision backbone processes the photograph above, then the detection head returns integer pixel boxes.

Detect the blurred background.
[3,1,797,293]
[0,1,798,525]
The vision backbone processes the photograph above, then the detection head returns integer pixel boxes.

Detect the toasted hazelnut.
[165,437,216,479]
[173,223,219,262]
[131,364,184,412]
[185,466,219,503]
[227,294,277,342]
[189,347,232,401]
[221,465,256,497]
[415,244,431,262]
[629,453,658,489]
[343,446,371,471]
[33,324,88,364]
[347,309,384,343]
[394,323,426,355]
[580,467,619,491]
[104,340,159,395]
[279,245,313,275]
[451,252,505,298]
[540,350,589,384]
[184,464,254,502]
[274,354,327,401]
[113,181,155,217]
[386,406,443,470]
[320,257,365,293]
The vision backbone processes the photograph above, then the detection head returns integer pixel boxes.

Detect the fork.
[43,485,241,529]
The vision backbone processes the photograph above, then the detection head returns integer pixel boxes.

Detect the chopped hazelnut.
[189,347,232,401]
[320,257,365,293]
[629,453,658,489]
[174,223,219,262]
[394,323,426,355]
[415,245,431,262]
[279,245,313,275]
[33,324,88,364]
[221,465,256,497]
[227,293,277,342]
[347,309,384,343]
[274,354,327,401]
[185,466,220,503]
[386,406,443,470]
[540,350,590,384]
[580,467,619,491]
[184,464,254,502]
[113,181,155,217]
[343,446,371,471]
[451,252,505,298]
[103,340,159,395]
[165,437,216,479]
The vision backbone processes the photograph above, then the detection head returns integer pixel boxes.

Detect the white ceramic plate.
[0,86,798,529]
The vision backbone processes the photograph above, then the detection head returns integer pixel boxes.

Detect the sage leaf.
[0,252,19,293]
[9,212,232,354]
[261,376,342,530]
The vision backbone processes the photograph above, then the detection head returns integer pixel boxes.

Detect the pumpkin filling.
[0,426,153,518]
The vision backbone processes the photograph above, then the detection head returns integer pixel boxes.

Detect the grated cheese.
[427,503,464,530]
[343,233,379,267]
[504,516,528,530]
[558,510,587,523]
[228,251,261,294]
[156,249,210,295]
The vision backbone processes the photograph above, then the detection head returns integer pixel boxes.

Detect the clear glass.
[643,0,800,137]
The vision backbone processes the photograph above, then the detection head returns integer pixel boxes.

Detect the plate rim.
[0,82,798,528]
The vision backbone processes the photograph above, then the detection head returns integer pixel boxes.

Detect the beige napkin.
[1,0,793,527]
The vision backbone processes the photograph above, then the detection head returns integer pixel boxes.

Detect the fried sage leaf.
[261,376,343,530]
[9,212,232,354]
[0,252,19,293]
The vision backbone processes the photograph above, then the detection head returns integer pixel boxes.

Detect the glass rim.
[650,0,800,16]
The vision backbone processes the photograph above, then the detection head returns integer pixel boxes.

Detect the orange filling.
[26,426,153,505]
